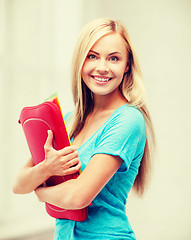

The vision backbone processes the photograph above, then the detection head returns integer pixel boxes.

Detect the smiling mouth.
[92,76,112,82]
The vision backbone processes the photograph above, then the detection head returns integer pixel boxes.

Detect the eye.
[109,56,119,62]
[87,54,97,60]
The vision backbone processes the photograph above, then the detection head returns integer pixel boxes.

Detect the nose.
[95,59,109,74]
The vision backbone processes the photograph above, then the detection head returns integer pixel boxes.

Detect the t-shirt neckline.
[71,103,129,150]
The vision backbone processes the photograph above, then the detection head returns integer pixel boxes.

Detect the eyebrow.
[89,50,122,56]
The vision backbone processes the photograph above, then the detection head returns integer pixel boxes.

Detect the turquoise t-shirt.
[54,104,146,240]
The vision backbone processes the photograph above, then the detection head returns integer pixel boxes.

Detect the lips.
[92,76,112,83]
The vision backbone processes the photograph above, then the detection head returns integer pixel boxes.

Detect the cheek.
[81,62,91,79]
[113,65,127,79]
[81,64,93,88]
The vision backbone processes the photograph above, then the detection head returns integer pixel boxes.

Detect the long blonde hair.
[68,18,156,196]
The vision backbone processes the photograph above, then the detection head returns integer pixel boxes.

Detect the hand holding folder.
[18,95,88,221]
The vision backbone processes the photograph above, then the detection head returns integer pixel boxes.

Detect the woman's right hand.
[12,130,81,194]
[43,130,82,177]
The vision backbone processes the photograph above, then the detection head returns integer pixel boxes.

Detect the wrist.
[38,161,52,180]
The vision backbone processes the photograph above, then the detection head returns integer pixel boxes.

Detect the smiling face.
[81,33,129,99]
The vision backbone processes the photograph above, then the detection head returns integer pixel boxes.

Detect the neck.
[93,89,127,112]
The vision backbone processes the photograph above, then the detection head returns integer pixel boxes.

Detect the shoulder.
[94,105,146,164]
[108,104,145,133]
[63,111,73,123]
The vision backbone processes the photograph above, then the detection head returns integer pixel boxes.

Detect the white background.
[0,0,191,239]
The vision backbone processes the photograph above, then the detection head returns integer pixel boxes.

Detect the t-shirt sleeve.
[92,108,147,170]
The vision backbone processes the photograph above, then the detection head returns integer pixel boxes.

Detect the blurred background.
[0,0,191,239]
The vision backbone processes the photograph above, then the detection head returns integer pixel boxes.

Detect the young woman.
[13,18,155,239]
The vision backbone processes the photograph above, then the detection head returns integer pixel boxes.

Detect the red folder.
[18,95,88,221]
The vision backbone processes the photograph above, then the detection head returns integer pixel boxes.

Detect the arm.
[13,157,50,194]
[35,108,146,209]
[35,153,123,209]
[13,131,81,194]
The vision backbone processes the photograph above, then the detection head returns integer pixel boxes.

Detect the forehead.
[90,33,127,54]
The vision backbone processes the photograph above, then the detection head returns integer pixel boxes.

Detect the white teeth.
[94,77,110,82]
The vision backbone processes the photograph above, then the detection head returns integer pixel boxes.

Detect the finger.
[59,150,79,165]
[58,146,78,157]
[63,161,82,175]
[63,157,80,169]
[71,145,78,151]
[44,130,54,151]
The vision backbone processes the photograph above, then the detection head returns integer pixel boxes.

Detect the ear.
[124,65,129,73]
[124,62,130,73]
